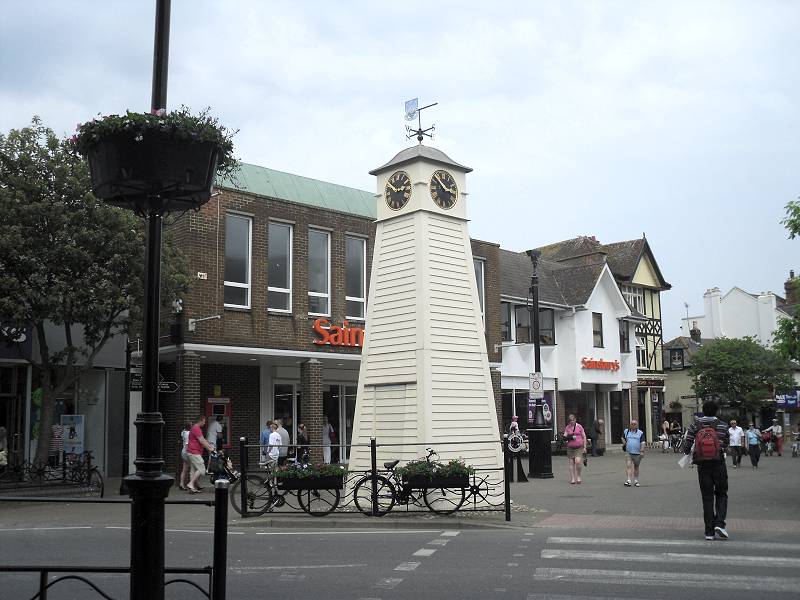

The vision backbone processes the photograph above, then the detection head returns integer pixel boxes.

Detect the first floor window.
[308,229,330,315]
[346,235,366,319]
[501,302,512,341]
[268,222,292,311]
[224,213,251,308]
[539,309,555,345]
[474,258,485,327]
[592,312,604,347]
[636,336,647,367]
[619,321,631,353]
[514,305,532,343]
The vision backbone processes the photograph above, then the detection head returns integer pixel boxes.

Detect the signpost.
[129,372,178,393]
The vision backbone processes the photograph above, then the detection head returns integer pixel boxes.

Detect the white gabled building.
[499,249,641,449]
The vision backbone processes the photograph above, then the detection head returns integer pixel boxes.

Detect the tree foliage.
[781,199,800,239]
[773,303,800,363]
[689,337,794,417]
[0,118,190,462]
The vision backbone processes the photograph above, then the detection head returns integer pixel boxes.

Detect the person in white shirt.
[266,422,281,467]
[322,415,335,464]
[205,417,223,451]
[727,420,745,468]
[763,419,784,456]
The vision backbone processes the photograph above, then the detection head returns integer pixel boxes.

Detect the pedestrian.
[178,421,191,490]
[587,419,599,457]
[562,414,587,484]
[763,419,784,456]
[509,415,520,434]
[727,419,744,468]
[205,416,223,451]
[259,420,273,464]
[0,426,8,467]
[296,423,310,463]
[322,415,335,464]
[186,415,214,493]
[622,420,645,487]
[660,420,671,452]
[681,400,729,541]
[265,422,281,468]
[275,419,290,465]
[745,422,762,468]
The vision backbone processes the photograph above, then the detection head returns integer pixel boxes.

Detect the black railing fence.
[233,435,512,520]
[0,479,230,600]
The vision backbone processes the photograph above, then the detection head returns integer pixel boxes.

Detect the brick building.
[154,162,500,469]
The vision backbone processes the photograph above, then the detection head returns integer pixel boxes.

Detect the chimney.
[689,321,702,344]
[785,270,798,305]
[703,287,724,338]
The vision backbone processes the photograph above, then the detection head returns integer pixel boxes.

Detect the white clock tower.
[347,144,503,486]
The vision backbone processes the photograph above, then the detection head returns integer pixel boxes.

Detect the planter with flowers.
[274,463,346,491]
[72,106,237,213]
[397,458,474,490]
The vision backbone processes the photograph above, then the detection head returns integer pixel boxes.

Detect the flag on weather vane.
[404,98,418,121]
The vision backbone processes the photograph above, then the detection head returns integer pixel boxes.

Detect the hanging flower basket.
[72,107,237,213]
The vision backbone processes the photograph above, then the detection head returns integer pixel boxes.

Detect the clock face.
[429,170,458,209]
[384,171,412,211]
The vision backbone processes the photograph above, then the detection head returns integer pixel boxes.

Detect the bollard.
[239,436,248,518]
[370,437,378,517]
[503,434,511,522]
[212,478,229,600]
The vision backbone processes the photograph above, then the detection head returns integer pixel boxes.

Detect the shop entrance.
[322,384,357,464]
[610,391,624,442]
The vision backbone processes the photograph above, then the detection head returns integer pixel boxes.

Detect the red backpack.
[693,420,721,461]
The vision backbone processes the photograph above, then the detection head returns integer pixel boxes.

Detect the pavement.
[2,449,798,532]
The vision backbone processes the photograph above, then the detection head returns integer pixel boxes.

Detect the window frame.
[501,302,512,342]
[223,213,252,310]
[592,312,604,348]
[636,336,647,367]
[621,284,644,314]
[619,320,631,353]
[345,234,367,321]
[474,258,485,328]
[514,304,532,344]
[538,308,556,346]
[308,228,331,317]
[267,221,293,313]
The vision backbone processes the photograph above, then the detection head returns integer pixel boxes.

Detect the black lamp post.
[525,250,553,479]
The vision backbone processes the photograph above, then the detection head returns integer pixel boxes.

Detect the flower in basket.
[395,457,475,479]
[273,463,347,480]
[72,105,238,179]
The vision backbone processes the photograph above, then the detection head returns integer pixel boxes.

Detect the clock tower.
[347,144,503,494]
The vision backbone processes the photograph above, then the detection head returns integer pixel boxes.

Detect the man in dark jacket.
[682,400,729,541]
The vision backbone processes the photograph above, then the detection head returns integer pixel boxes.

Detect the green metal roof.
[219,162,377,219]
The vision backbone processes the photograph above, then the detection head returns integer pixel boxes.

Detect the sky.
[1,1,798,340]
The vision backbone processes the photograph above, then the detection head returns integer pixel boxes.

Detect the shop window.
[345,236,366,320]
[501,302,512,341]
[592,312,604,348]
[539,309,555,345]
[223,214,251,308]
[474,258,485,328]
[308,229,330,315]
[619,320,631,353]
[267,222,292,312]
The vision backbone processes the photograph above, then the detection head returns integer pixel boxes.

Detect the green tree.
[689,337,794,419]
[773,303,800,363]
[781,200,800,239]
[0,118,190,463]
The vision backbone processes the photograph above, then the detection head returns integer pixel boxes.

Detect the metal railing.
[233,435,512,521]
[0,479,230,600]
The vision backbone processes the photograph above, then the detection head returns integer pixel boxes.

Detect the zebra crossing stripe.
[546,536,800,552]
[541,548,800,568]
[533,568,800,593]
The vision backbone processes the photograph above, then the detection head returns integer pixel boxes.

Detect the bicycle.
[229,456,340,517]
[351,448,467,517]
[762,432,775,457]
[63,451,104,497]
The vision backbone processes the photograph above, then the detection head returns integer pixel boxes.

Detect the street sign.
[529,372,544,399]
[130,372,142,391]
[158,381,179,393]
[129,372,178,393]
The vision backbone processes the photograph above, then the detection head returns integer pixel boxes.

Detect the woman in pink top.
[563,414,587,484]
[186,415,214,493]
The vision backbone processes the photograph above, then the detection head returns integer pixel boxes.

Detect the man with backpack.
[682,400,730,540]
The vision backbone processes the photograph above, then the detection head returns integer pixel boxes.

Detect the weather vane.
[404,98,438,143]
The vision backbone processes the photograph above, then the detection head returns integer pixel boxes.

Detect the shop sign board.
[580,357,620,371]
[775,392,798,409]
[313,318,364,348]
[61,414,85,455]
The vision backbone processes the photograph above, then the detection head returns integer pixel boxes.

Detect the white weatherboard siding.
[349,208,502,484]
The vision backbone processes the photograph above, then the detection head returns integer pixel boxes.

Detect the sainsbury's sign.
[313,319,364,348]
[581,357,620,371]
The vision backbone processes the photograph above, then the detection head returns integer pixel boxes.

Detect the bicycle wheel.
[230,475,273,516]
[423,486,466,515]
[86,469,104,498]
[297,488,341,517]
[353,475,396,516]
